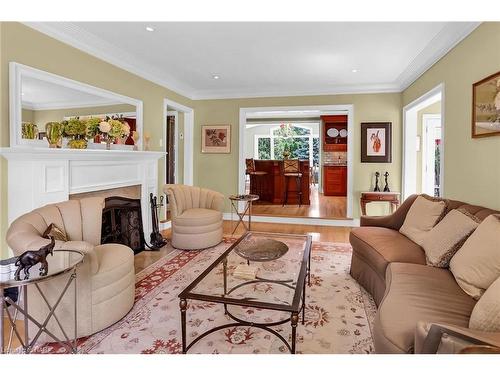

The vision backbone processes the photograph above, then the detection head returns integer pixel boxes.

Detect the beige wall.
[416,101,441,194]
[0,22,193,258]
[402,22,500,210]
[193,93,403,216]
[23,103,136,131]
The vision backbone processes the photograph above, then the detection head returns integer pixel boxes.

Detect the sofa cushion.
[469,275,500,331]
[449,214,500,299]
[422,209,480,268]
[399,195,448,246]
[374,263,476,354]
[174,208,223,227]
[350,226,426,282]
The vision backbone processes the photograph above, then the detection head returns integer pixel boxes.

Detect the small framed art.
[201,125,231,153]
[361,122,392,163]
[472,71,500,138]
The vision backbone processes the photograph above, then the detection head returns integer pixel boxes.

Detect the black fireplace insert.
[101,196,146,254]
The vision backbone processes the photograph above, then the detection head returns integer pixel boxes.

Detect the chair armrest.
[54,240,99,275]
[360,194,418,230]
[417,322,500,354]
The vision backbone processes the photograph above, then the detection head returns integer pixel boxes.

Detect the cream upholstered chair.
[6,197,135,341]
[164,184,224,250]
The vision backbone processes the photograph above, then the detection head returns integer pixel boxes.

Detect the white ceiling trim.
[24,22,480,100]
[23,22,196,99]
[396,22,481,90]
[22,99,124,111]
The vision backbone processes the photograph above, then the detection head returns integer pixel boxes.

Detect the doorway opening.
[402,84,444,200]
[239,105,354,221]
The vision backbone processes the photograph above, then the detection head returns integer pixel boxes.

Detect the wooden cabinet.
[322,115,348,152]
[323,165,347,196]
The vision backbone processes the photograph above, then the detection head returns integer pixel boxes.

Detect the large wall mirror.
[9,62,143,150]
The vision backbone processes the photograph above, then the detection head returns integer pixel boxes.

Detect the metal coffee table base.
[1,268,78,354]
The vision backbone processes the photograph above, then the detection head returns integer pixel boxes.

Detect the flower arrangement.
[45,122,65,148]
[63,117,86,137]
[108,119,128,139]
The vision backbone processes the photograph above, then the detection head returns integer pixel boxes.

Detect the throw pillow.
[422,209,480,268]
[399,194,448,246]
[42,223,68,242]
[469,275,500,331]
[449,214,500,299]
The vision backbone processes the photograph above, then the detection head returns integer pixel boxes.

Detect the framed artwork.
[361,122,392,163]
[472,70,500,138]
[201,125,231,153]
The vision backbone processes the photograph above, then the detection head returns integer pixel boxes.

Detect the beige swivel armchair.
[6,197,135,342]
[164,184,224,250]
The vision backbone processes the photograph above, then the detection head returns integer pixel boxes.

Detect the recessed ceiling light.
[145,26,154,32]
[21,92,25,96]
[212,74,220,80]
[351,69,358,73]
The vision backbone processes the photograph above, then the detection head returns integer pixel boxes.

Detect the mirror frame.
[9,62,144,150]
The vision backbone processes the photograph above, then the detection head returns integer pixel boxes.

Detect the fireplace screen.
[101,196,146,254]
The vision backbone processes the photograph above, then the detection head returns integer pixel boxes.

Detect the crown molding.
[396,22,481,91]
[23,22,196,100]
[22,98,122,111]
[23,22,480,101]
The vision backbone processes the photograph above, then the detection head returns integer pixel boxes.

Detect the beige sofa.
[6,197,135,341]
[164,184,224,250]
[350,194,500,353]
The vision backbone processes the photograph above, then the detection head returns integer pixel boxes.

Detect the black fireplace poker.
[148,193,168,250]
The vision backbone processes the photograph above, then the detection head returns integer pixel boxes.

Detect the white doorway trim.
[402,83,445,200]
[163,98,194,186]
[239,104,354,219]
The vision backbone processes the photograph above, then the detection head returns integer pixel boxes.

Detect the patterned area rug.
[35,238,376,354]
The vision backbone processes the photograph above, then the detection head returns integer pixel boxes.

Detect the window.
[254,124,319,166]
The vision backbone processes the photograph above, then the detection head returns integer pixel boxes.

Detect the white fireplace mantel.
[1,147,166,253]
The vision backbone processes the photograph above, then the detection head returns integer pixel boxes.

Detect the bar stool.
[282,159,303,207]
[245,158,268,197]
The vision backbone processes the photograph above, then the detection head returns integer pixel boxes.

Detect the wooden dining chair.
[282,159,303,206]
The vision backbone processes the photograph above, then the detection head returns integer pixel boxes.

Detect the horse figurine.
[14,237,55,281]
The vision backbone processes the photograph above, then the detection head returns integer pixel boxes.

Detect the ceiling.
[22,76,121,110]
[25,22,480,100]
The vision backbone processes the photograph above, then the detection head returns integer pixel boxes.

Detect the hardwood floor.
[135,220,352,273]
[251,185,347,219]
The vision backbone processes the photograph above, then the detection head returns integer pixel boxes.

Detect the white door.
[422,115,442,197]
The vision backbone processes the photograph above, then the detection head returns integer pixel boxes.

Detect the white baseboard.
[159,221,172,231]
[222,213,360,227]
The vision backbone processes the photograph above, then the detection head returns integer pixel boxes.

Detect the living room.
[1,1,500,373]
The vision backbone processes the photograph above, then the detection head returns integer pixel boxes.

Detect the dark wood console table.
[360,192,400,216]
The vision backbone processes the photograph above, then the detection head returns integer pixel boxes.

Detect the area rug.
[35,238,377,354]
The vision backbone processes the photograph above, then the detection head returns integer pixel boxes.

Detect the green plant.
[85,117,101,138]
[108,119,125,139]
[63,118,86,136]
[22,122,38,139]
[45,122,64,145]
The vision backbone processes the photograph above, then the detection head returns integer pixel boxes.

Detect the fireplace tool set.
[148,193,169,250]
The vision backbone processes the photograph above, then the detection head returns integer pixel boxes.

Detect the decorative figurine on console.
[14,237,55,281]
[374,172,381,192]
[383,172,390,192]
[149,193,168,250]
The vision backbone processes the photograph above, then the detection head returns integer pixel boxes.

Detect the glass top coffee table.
[178,231,312,353]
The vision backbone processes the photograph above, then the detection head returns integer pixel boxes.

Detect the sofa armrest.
[416,321,500,354]
[360,194,419,230]
[210,192,225,212]
[55,240,99,275]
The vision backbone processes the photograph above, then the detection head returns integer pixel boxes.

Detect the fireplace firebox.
[101,196,146,254]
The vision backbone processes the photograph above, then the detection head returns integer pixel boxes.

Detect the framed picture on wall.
[361,122,392,163]
[201,125,231,153]
[472,70,500,138]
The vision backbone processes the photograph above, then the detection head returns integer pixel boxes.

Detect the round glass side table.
[228,194,260,235]
[1,249,84,354]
